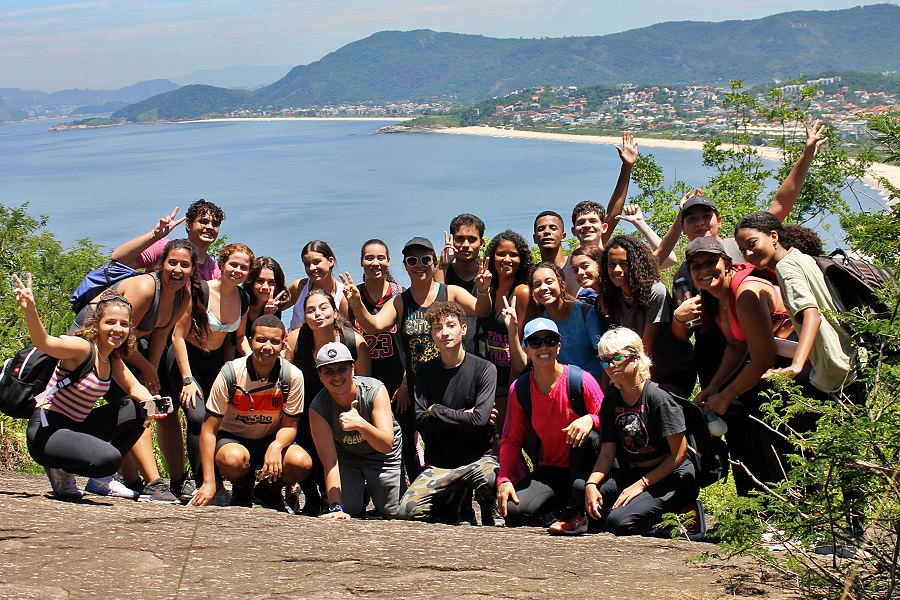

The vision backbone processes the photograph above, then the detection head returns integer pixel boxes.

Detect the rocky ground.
[0,473,791,599]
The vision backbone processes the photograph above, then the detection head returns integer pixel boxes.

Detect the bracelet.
[398,384,408,391]
[477,290,490,297]
[640,476,651,488]
[327,502,344,513]
[585,481,599,488]
[673,315,689,324]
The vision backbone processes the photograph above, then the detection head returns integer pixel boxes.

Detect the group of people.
[15,121,861,538]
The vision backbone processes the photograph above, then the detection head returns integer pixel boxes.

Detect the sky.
[1,0,894,92]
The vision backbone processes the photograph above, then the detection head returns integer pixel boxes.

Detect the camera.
[144,396,174,417]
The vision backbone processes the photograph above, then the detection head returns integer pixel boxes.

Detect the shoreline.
[432,125,900,198]
[180,116,412,124]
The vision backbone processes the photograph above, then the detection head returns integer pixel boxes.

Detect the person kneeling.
[191,315,312,511]
[397,302,500,525]
[310,342,403,519]
[584,327,702,537]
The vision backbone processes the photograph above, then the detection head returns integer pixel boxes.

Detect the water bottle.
[705,410,728,437]
[673,277,701,329]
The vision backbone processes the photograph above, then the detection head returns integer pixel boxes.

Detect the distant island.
[49,117,122,131]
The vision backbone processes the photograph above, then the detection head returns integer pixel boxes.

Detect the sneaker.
[138,478,179,504]
[46,468,83,499]
[252,482,292,514]
[230,471,255,508]
[548,511,588,536]
[172,478,197,504]
[478,497,505,527]
[458,503,478,526]
[284,484,300,513]
[211,488,233,507]
[680,500,707,541]
[86,475,139,499]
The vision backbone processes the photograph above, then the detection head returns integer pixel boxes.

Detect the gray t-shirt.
[310,376,402,465]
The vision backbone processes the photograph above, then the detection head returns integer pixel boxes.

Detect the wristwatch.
[327,503,344,513]
[183,376,196,386]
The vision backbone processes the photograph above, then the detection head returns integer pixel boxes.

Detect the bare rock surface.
[0,474,788,599]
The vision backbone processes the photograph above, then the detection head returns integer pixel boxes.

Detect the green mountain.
[114,4,900,121]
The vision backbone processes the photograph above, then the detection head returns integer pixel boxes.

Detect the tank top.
[39,345,110,422]
[475,289,513,394]
[356,282,404,394]
[398,283,447,389]
[290,278,346,329]
[722,265,791,342]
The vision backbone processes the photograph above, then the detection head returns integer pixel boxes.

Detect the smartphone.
[144,396,174,417]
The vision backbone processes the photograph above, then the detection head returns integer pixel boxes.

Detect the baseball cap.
[522,317,559,346]
[402,237,435,254]
[681,195,718,216]
[315,342,354,369]
[685,237,728,262]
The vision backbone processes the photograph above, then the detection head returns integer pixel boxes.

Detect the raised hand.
[500,295,518,332]
[679,188,704,210]
[440,231,456,267]
[265,289,288,315]
[614,203,646,226]
[152,206,186,239]
[474,256,492,295]
[12,273,35,311]
[339,400,366,432]
[616,131,639,167]
[339,272,361,304]
[805,119,828,153]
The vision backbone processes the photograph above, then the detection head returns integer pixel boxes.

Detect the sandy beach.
[434,125,900,201]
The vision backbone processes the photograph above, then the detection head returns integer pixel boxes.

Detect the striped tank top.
[40,365,111,422]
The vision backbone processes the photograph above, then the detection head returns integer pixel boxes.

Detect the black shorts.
[215,431,287,470]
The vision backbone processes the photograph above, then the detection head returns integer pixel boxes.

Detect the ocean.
[0,117,761,285]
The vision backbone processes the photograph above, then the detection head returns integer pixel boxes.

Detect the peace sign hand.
[152,206,186,239]
[12,273,35,311]
[500,294,518,331]
[265,289,288,315]
[339,272,361,305]
[474,256,492,295]
[440,231,456,267]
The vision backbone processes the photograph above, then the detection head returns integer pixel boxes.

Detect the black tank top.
[398,283,447,389]
[475,289,513,394]
[356,282,404,395]
[291,326,358,412]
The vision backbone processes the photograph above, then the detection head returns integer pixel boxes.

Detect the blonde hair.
[598,327,652,382]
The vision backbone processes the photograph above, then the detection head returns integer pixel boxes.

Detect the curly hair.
[484,230,533,298]
[598,235,659,320]
[735,211,790,249]
[80,291,137,361]
[185,199,225,225]
[424,301,467,330]
[784,225,822,256]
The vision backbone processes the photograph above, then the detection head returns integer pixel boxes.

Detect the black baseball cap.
[402,237,435,254]
[681,195,718,217]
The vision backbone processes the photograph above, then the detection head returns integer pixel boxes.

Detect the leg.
[27,408,130,478]
[363,460,403,518]
[394,404,422,482]
[504,465,570,527]
[397,465,454,520]
[605,462,698,536]
[337,461,368,518]
[155,411,186,483]
[214,441,252,484]
[568,430,602,511]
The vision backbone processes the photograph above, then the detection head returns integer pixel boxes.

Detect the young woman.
[497,317,604,533]
[16,275,161,499]
[163,243,254,499]
[511,261,603,379]
[342,236,492,482]
[595,235,696,396]
[475,230,532,418]
[684,237,795,497]
[285,288,371,515]
[288,240,349,329]
[584,327,700,537]
[309,342,403,519]
[242,256,289,339]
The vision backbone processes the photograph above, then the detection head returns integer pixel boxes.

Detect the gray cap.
[402,236,435,254]
[685,237,728,262]
[315,342,354,369]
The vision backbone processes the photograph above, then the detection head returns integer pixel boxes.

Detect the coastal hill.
[114,4,900,122]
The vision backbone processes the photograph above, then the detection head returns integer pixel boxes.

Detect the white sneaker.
[86,475,139,499]
[46,468,83,499]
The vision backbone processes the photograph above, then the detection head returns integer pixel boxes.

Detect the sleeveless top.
[309,376,402,465]
[475,289,514,394]
[39,346,110,422]
[723,265,791,343]
[398,283,448,389]
[356,282,405,395]
[199,280,249,334]
[290,278,346,329]
[72,272,183,336]
[291,326,359,412]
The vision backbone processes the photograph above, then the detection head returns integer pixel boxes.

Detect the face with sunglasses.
[599,349,639,384]
[402,247,437,281]
[523,331,561,363]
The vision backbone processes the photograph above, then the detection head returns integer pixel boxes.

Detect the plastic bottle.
[705,410,728,437]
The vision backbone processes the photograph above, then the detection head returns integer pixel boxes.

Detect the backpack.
[513,364,588,420]
[0,343,96,419]
[814,249,896,350]
[69,260,138,314]
[669,393,729,488]
[220,357,292,410]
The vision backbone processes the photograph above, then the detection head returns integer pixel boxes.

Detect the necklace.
[98,352,109,363]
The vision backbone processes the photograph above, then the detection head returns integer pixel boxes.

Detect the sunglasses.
[94,291,131,307]
[600,353,636,369]
[524,333,560,349]
[194,217,222,227]
[404,255,434,267]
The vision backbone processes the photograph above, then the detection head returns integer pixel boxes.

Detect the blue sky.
[1,0,893,91]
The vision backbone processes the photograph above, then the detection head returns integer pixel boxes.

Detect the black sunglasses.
[525,333,560,349]
[404,255,434,267]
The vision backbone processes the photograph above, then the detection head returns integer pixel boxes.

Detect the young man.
[111,199,225,281]
[191,315,312,511]
[437,213,486,353]
[397,302,500,525]
[309,342,403,520]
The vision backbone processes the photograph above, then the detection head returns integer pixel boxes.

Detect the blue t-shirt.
[542,301,603,379]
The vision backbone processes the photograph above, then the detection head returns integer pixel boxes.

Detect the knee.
[604,508,642,536]
[87,446,124,478]
[216,446,250,481]
[283,446,312,481]
[184,403,205,432]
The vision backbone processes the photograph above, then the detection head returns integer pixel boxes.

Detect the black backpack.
[669,393,729,488]
[513,364,588,420]
[0,344,96,419]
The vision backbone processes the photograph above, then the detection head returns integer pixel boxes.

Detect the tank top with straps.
[398,283,448,389]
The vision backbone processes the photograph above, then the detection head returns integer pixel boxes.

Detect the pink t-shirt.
[138,238,220,281]
[498,366,603,484]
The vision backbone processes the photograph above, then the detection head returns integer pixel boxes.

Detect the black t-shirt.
[445,265,478,354]
[599,381,685,465]
[413,353,497,469]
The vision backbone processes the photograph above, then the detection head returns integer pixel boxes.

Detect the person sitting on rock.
[191,315,311,511]
[397,301,500,525]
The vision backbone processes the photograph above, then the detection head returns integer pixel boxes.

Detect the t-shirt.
[206,356,304,439]
[498,366,604,484]
[542,302,603,378]
[310,376,402,465]
[776,248,856,392]
[606,281,694,378]
[138,238,220,281]
[600,381,685,466]
[413,353,497,469]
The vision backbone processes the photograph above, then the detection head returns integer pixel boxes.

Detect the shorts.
[215,431,291,470]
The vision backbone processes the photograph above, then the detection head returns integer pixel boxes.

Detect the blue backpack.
[69,260,138,314]
[513,364,588,420]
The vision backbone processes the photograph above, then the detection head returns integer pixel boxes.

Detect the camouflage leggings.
[396,454,498,520]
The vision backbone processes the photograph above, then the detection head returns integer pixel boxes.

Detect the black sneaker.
[138,478,179,504]
[478,497,505,527]
[252,482,292,514]
[172,477,197,504]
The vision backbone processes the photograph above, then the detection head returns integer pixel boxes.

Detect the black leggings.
[26,401,146,478]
